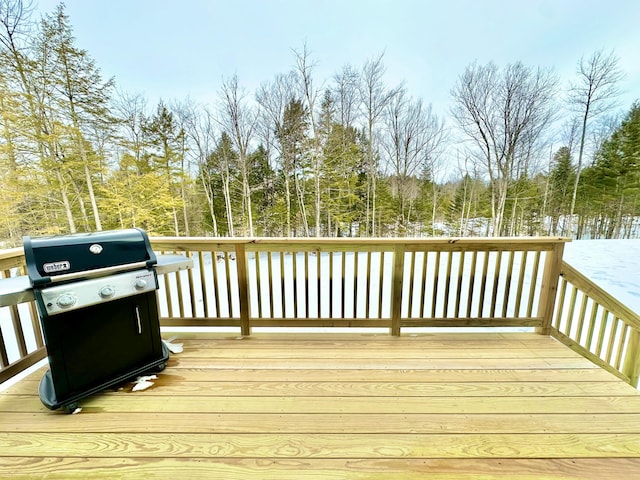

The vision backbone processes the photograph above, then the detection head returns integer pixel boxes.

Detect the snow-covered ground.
[564,239,640,316]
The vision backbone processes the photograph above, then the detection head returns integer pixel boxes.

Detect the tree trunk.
[284,175,292,237]
[222,174,234,236]
[56,169,76,233]
[568,108,589,235]
[83,161,102,230]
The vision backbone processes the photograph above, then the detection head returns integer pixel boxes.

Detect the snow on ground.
[564,239,640,315]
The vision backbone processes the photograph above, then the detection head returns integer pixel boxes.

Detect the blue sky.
[34,0,640,119]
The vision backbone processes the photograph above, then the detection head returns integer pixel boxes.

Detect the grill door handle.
[135,305,142,334]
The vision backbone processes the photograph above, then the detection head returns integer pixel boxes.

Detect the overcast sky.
[33,0,640,122]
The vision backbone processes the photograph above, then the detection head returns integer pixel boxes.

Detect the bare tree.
[218,74,257,236]
[256,72,298,236]
[333,63,360,128]
[175,101,221,236]
[293,44,320,236]
[382,88,445,233]
[359,53,400,236]
[567,50,623,232]
[113,89,148,167]
[451,61,557,235]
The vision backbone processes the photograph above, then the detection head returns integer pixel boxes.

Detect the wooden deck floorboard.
[1,332,639,479]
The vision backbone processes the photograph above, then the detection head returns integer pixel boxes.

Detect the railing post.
[235,243,251,336]
[390,245,405,336]
[622,328,640,388]
[536,242,565,336]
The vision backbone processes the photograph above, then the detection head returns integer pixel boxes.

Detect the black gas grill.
[23,228,170,413]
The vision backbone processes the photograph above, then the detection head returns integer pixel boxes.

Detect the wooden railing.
[551,261,640,388]
[0,249,46,384]
[151,237,566,336]
[5,236,636,389]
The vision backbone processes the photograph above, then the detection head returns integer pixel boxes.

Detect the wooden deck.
[1,332,640,479]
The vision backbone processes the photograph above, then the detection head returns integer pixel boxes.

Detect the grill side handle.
[46,261,151,283]
[23,236,50,287]
[138,227,158,269]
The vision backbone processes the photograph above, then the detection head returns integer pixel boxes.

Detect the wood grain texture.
[0,457,638,480]
[1,332,638,479]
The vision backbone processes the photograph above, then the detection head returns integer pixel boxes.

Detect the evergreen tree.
[547,147,576,235]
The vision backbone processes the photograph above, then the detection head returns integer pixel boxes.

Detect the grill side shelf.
[0,275,33,307]
[0,254,193,308]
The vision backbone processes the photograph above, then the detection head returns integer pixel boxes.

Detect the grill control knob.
[135,278,148,290]
[99,285,115,298]
[56,294,76,309]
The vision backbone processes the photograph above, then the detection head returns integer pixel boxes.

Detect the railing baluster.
[455,251,465,319]
[605,317,620,365]
[366,252,372,318]
[408,251,416,318]
[9,304,27,357]
[4,267,27,357]
[614,323,629,371]
[328,252,333,318]
[575,294,589,344]
[211,250,221,317]
[161,251,173,317]
[527,251,541,318]
[255,251,262,318]
[565,286,578,336]
[224,252,233,317]
[514,251,527,317]
[353,251,359,318]
[554,278,567,330]
[466,251,477,318]
[585,301,599,351]
[432,251,441,318]
[198,251,209,317]
[341,252,346,319]
[281,252,286,318]
[175,258,185,318]
[419,251,428,318]
[293,251,299,318]
[443,252,453,318]
[490,251,502,318]
[267,251,274,318]
[418,250,428,318]
[305,252,310,320]
[502,251,514,318]
[595,309,610,357]
[378,252,385,319]
[187,252,197,317]
[478,251,489,317]
[317,251,321,318]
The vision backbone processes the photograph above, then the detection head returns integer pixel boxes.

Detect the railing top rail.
[0,247,24,260]
[150,236,571,252]
[0,248,26,271]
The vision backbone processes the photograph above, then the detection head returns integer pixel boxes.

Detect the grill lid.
[24,228,157,287]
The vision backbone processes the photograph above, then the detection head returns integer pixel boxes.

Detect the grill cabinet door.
[41,291,163,400]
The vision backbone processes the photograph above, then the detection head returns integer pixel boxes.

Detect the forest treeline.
[0,2,639,246]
